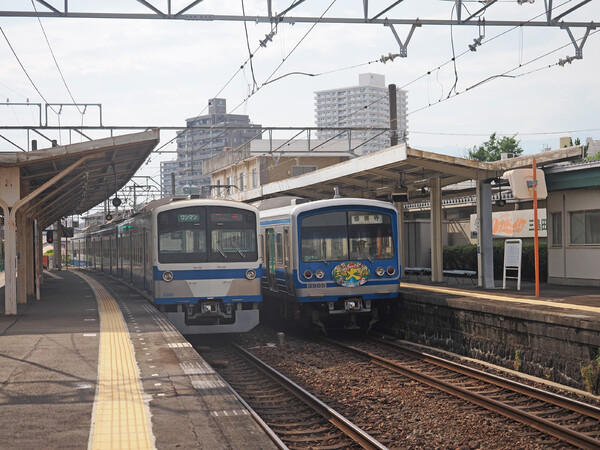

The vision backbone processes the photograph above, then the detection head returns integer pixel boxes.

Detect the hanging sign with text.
[470,209,547,239]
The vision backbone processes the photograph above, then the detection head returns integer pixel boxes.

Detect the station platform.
[400,274,600,318]
[0,269,278,450]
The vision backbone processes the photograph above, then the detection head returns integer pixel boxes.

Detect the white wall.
[547,186,600,286]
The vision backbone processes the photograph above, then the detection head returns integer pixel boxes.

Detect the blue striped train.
[258,197,401,331]
[69,197,262,334]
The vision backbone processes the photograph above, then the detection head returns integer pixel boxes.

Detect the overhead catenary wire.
[138,0,593,197]
[31,0,81,115]
[0,26,58,116]
[148,0,337,162]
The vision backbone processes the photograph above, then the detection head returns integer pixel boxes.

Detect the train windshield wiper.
[216,242,227,258]
[360,250,373,263]
[231,240,245,258]
[315,256,329,266]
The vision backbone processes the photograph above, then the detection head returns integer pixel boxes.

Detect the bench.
[404,267,432,281]
[443,269,477,285]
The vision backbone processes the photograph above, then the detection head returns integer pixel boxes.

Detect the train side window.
[276,233,283,264]
[283,228,289,266]
[265,228,276,274]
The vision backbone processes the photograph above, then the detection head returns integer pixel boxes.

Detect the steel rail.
[369,336,600,421]
[322,337,600,449]
[230,342,388,450]
[214,363,288,450]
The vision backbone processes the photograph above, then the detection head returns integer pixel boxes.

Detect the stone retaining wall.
[379,291,600,391]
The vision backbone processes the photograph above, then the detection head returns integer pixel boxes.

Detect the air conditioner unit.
[391,187,409,203]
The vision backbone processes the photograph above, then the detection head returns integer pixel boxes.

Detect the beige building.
[203,139,355,198]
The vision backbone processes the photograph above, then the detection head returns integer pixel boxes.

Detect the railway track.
[202,342,388,450]
[324,336,600,449]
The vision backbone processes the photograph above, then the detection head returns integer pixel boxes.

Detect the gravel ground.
[234,327,575,449]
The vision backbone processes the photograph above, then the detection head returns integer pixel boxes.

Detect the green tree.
[467,133,523,162]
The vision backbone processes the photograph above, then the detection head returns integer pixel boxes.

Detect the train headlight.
[245,269,257,280]
[386,266,396,276]
[315,269,325,280]
[303,269,313,280]
[162,271,174,282]
[375,267,385,277]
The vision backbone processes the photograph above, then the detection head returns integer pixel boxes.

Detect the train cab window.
[300,210,395,262]
[347,211,395,260]
[157,208,207,263]
[158,206,258,263]
[301,211,348,262]
[208,207,258,262]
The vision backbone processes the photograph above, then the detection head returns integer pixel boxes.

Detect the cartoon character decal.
[332,262,370,287]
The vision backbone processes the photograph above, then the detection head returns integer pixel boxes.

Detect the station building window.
[569,209,600,245]
[550,212,562,247]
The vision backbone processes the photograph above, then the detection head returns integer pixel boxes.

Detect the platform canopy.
[0,128,160,228]
[233,143,584,202]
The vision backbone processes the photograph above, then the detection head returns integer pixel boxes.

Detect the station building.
[204,139,355,198]
[545,160,600,286]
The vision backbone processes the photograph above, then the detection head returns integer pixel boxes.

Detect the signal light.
[46,230,54,244]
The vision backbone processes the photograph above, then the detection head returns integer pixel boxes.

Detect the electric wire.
[241,0,258,93]
[141,0,592,198]
[148,0,336,164]
[0,26,57,115]
[31,0,81,114]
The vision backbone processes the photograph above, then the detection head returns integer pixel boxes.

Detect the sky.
[1,0,599,205]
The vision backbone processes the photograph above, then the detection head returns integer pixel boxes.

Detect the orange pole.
[533,159,539,296]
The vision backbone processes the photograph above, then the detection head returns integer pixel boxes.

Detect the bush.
[443,241,547,281]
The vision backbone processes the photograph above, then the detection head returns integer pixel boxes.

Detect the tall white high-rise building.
[314,73,408,154]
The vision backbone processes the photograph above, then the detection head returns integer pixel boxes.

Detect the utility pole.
[389,84,398,147]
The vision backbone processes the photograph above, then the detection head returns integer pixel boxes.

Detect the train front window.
[300,210,394,262]
[209,207,258,262]
[301,211,348,262]
[347,211,394,260]
[157,208,207,263]
[158,206,258,263]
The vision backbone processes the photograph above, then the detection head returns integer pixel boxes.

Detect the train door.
[128,233,133,284]
[143,228,152,295]
[265,228,278,292]
[283,227,294,294]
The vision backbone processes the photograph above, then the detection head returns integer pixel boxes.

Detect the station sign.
[470,209,547,239]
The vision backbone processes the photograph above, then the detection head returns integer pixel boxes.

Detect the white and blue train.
[70,197,262,335]
[259,198,401,331]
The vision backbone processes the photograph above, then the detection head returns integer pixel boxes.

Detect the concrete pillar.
[1,167,19,314]
[26,216,34,297]
[477,180,495,288]
[3,208,17,314]
[36,221,42,300]
[17,211,27,304]
[393,201,406,275]
[54,220,62,270]
[430,177,443,283]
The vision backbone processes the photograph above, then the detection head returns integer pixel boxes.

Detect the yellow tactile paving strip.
[75,272,155,450]
[402,282,600,314]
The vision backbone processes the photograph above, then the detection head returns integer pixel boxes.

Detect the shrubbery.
[443,241,547,281]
